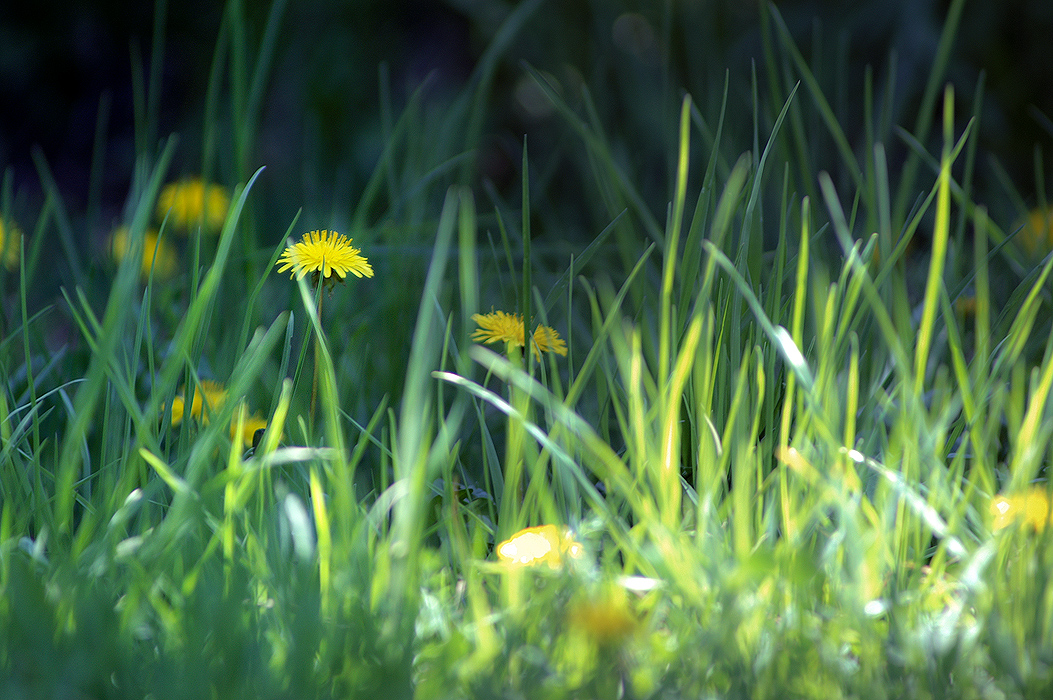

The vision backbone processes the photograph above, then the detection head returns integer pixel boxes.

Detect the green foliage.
[4,1,1053,698]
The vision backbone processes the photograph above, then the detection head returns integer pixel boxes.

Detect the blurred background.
[2,0,1052,236]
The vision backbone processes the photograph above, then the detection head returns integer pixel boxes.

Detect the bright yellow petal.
[276,230,373,282]
[231,413,270,448]
[166,396,187,425]
[495,524,582,568]
[991,488,1053,532]
[533,325,568,357]
[471,310,526,347]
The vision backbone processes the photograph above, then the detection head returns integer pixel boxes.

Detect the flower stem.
[310,290,323,428]
[501,342,524,533]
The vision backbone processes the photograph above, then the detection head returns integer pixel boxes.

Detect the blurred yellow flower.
[1017,207,1053,257]
[165,380,273,448]
[157,177,230,234]
[167,380,229,425]
[567,586,638,646]
[471,309,567,360]
[0,217,23,270]
[110,226,178,279]
[990,488,1053,531]
[495,524,583,568]
[276,229,373,288]
[231,411,270,449]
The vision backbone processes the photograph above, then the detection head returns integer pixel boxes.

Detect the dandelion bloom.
[495,524,583,568]
[471,309,567,360]
[110,226,178,279]
[991,488,1053,532]
[0,217,23,270]
[167,380,229,425]
[1017,207,1053,257]
[567,587,638,646]
[165,381,272,448]
[276,230,373,287]
[231,412,270,449]
[157,177,230,234]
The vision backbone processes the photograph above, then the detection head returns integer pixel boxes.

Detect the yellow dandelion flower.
[495,524,583,568]
[165,381,275,448]
[276,230,373,288]
[567,586,638,646]
[471,309,523,346]
[471,309,567,360]
[110,226,178,279]
[166,380,229,425]
[0,217,23,270]
[1017,207,1053,257]
[231,412,270,448]
[532,324,568,356]
[990,488,1053,532]
[157,177,230,234]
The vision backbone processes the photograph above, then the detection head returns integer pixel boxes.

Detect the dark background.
[1,0,1052,250]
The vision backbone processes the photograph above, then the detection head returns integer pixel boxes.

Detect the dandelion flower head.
[276,230,373,287]
[157,177,230,234]
[471,309,567,360]
[231,410,270,449]
[991,488,1053,532]
[567,586,638,646]
[167,380,229,425]
[110,226,178,279]
[0,216,23,270]
[496,524,583,568]
[1018,207,1053,257]
[165,381,274,448]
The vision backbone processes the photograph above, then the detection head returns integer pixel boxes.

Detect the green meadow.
[2,0,1053,697]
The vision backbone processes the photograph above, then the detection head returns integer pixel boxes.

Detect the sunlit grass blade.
[658,96,693,385]
[913,87,955,394]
